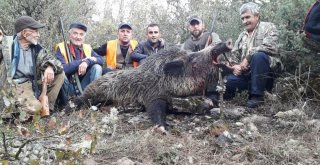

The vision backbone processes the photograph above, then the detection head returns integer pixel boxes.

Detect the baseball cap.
[118,22,132,30]
[188,15,202,25]
[15,16,45,33]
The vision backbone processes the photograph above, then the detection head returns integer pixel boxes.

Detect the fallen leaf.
[17,125,31,137]
[66,136,72,145]
[48,117,56,130]
[58,122,70,135]
[84,134,92,141]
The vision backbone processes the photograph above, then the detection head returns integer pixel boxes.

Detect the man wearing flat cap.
[1,15,64,114]
[182,15,221,52]
[56,22,103,105]
[94,22,138,73]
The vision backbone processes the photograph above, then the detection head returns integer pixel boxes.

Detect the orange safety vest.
[105,39,138,69]
[56,42,92,64]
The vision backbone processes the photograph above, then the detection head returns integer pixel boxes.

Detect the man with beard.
[94,23,138,74]
[222,2,282,108]
[130,23,166,65]
[182,15,221,52]
[2,16,64,114]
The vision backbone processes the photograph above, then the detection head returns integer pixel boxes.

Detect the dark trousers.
[225,52,274,98]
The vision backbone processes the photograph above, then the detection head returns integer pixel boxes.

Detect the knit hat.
[14,16,45,33]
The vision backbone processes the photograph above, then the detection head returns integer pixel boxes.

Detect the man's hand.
[86,57,97,62]
[240,58,249,71]
[78,61,88,76]
[116,63,123,69]
[44,66,54,84]
[232,64,242,76]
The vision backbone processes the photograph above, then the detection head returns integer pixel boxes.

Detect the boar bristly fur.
[77,41,232,128]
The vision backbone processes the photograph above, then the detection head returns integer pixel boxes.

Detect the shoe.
[247,95,264,108]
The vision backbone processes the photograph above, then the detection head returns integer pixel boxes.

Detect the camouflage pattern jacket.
[230,21,282,71]
[2,35,63,95]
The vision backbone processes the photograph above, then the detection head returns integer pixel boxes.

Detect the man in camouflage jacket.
[2,16,64,113]
[223,2,282,108]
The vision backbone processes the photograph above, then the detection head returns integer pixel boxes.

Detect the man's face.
[69,28,86,46]
[241,11,259,33]
[188,20,204,38]
[118,28,132,45]
[22,28,40,45]
[147,26,161,44]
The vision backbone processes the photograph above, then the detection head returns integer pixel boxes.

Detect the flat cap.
[15,16,45,33]
[118,22,132,30]
[69,22,87,32]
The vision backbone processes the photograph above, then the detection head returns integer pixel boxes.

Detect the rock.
[210,108,220,119]
[83,158,98,165]
[306,119,320,130]
[34,144,42,151]
[205,120,229,137]
[33,150,39,155]
[240,122,260,140]
[274,108,306,120]
[241,114,270,124]
[29,154,38,160]
[210,107,246,120]
[215,130,234,147]
[13,140,22,147]
[235,122,244,127]
[26,144,33,151]
[116,157,135,165]
[22,157,29,163]
[171,96,213,114]
[223,107,245,120]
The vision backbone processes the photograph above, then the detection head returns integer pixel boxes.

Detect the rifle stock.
[39,80,49,117]
[59,17,83,95]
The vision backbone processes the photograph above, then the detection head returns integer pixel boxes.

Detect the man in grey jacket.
[182,15,221,52]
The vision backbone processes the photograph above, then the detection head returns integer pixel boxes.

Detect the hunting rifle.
[59,17,83,95]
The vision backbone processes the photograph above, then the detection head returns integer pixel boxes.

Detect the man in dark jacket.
[56,22,103,105]
[2,16,64,113]
[131,23,166,64]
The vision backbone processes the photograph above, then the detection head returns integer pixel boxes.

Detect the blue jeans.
[57,64,102,106]
[225,52,274,98]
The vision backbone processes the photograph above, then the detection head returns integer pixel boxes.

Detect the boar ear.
[163,60,184,76]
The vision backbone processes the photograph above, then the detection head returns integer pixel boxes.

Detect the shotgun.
[59,17,83,95]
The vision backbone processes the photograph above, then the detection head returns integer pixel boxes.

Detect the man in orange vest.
[56,22,103,106]
[94,23,138,74]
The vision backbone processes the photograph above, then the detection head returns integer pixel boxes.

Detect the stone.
[223,107,245,120]
[29,154,38,160]
[117,157,135,165]
[22,157,29,163]
[171,96,213,114]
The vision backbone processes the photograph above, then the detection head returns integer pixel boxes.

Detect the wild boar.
[76,40,232,129]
